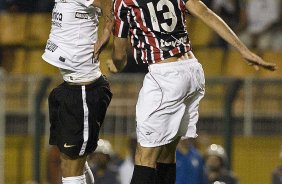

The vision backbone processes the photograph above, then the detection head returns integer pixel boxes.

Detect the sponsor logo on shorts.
[64,143,76,148]
[46,40,58,52]
[59,56,66,62]
[75,12,89,19]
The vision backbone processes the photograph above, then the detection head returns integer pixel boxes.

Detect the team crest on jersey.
[75,12,89,19]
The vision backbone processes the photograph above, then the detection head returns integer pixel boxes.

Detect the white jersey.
[42,0,102,83]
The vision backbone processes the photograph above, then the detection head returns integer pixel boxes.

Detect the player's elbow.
[112,52,127,72]
[112,37,128,71]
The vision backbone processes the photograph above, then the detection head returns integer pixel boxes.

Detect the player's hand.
[177,53,189,61]
[242,51,277,71]
[177,52,195,61]
[106,59,118,73]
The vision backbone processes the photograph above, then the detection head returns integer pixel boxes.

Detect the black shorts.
[48,75,112,157]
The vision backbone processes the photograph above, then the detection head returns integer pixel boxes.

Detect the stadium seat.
[194,47,225,77]
[188,17,213,47]
[26,13,51,45]
[1,48,26,74]
[25,48,59,75]
[0,13,28,45]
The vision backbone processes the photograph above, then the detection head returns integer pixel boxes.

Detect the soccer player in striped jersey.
[108,0,277,183]
[42,0,113,183]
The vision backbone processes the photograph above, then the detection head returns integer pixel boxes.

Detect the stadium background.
[0,12,281,184]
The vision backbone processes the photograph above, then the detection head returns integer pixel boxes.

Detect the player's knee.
[135,153,156,167]
[61,154,87,177]
[134,146,160,168]
[157,151,176,164]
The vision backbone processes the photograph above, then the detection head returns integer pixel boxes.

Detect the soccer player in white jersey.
[107,0,277,183]
[42,0,113,183]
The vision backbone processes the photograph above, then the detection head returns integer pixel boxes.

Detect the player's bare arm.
[186,0,277,71]
[93,0,114,59]
[108,37,128,72]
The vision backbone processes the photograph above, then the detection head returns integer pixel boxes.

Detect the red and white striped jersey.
[113,0,192,64]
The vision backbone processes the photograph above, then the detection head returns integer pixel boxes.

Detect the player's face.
[206,155,222,172]
[90,152,110,169]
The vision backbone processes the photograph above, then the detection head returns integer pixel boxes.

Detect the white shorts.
[136,58,205,147]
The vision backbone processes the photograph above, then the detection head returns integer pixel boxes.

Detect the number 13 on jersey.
[147,0,178,32]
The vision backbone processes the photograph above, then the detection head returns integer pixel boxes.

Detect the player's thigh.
[135,143,162,168]
[60,153,87,177]
[157,137,181,163]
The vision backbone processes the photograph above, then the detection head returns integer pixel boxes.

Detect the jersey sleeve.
[113,0,130,38]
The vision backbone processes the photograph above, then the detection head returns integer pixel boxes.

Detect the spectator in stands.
[175,138,209,184]
[4,0,37,12]
[36,0,54,12]
[0,0,53,12]
[0,0,6,12]
[207,0,244,49]
[205,144,238,184]
[88,139,120,184]
[118,135,137,184]
[272,146,282,184]
[239,0,281,50]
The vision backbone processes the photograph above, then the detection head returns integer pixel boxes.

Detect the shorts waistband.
[149,58,198,72]
[63,75,109,90]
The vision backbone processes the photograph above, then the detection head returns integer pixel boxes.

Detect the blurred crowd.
[204,0,282,51]
[47,136,240,184]
[0,0,280,50]
[0,0,54,12]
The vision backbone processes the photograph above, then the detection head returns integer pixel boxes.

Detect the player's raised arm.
[186,0,277,71]
[93,0,114,60]
[107,37,128,73]
[108,0,131,73]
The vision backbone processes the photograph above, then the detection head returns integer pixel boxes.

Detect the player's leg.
[48,76,112,184]
[48,84,89,184]
[156,137,181,184]
[61,154,87,177]
[61,154,87,184]
[131,144,162,184]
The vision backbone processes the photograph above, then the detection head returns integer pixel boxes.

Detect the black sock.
[130,165,156,184]
[156,163,176,184]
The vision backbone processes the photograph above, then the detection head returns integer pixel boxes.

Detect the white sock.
[62,174,86,184]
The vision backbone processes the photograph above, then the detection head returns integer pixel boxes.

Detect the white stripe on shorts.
[79,86,89,156]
